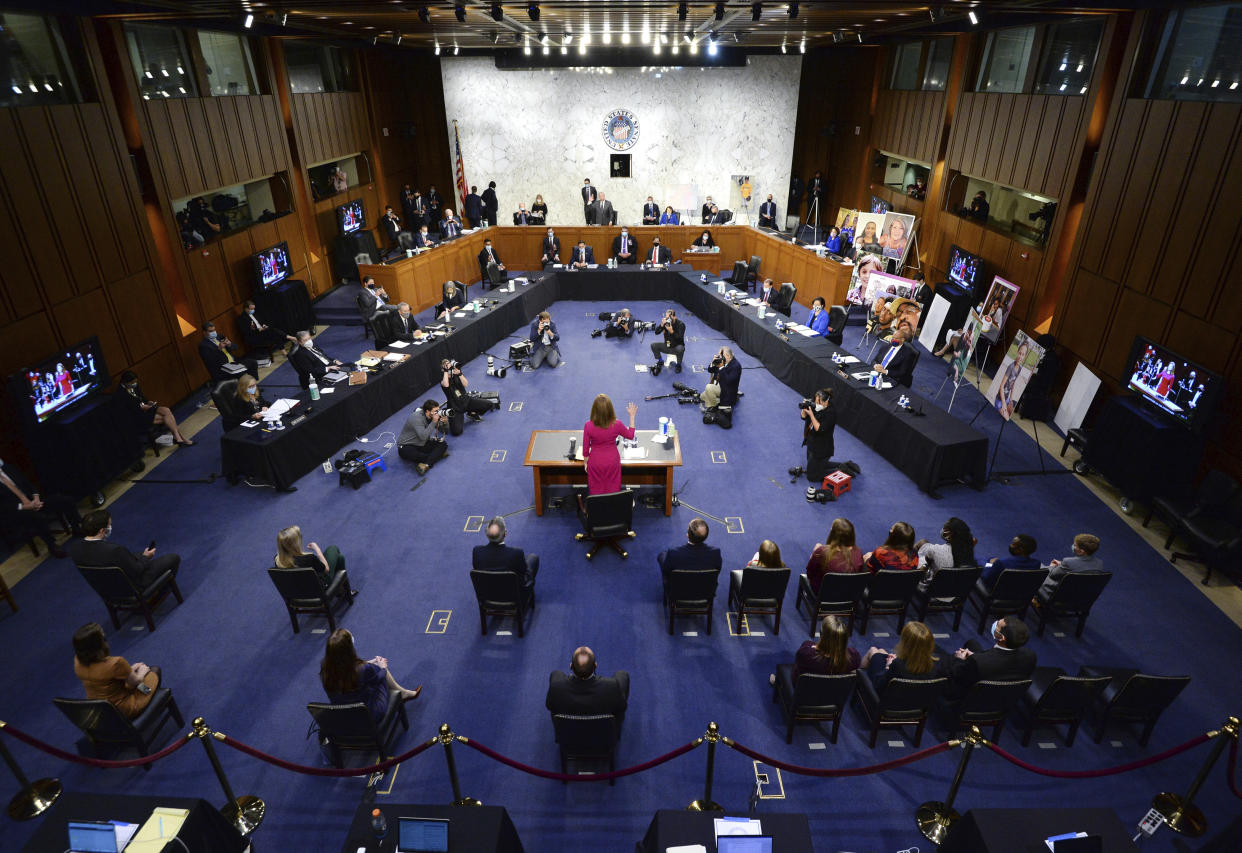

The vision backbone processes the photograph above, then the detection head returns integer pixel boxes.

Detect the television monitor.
[337,199,365,235]
[946,244,984,293]
[10,335,110,425]
[253,241,291,289]
[870,196,892,214]
[1125,336,1223,432]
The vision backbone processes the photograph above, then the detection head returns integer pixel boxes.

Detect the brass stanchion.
[0,722,61,820]
[915,728,979,844]
[687,722,723,812]
[438,724,481,806]
[1152,716,1240,837]
[191,718,265,836]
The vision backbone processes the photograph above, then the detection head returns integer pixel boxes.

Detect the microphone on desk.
[567,436,577,460]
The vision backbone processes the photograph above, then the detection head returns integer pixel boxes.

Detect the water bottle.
[308,378,320,401]
[370,808,387,839]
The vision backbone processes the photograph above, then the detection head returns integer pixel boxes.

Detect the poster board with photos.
[835,208,858,246]
[846,252,891,304]
[950,315,984,384]
[863,270,919,305]
[853,212,885,256]
[985,330,1045,421]
[879,212,916,263]
[971,276,1020,343]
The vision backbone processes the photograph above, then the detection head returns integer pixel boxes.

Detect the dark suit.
[880,342,916,388]
[642,202,659,224]
[593,199,615,226]
[759,286,781,307]
[290,342,339,388]
[426,190,442,222]
[480,187,498,226]
[380,213,402,246]
[0,462,81,551]
[359,286,399,321]
[540,236,562,263]
[477,246,505,288]
[437,288,467,317]
[709,357,742,407]
[642,245,672,264]
[581,184,598,224]
[472,541,539,588]
[701,203,714,224]
[611,233,639,263]
[706,210,732,226]
[657,542,722,577]
[944,644,1037,701]
[238,311,287,352]
[758,201,778,229]
[413,231,436,249]
[570,245,596,267]
[401,191,425,229]
[379,312,421,346]
[463,193,484,227]
[546,670,630,733]
[513,209,532,226]
[66,536,180,590]
[197,337,257,383]
[441,218,462,240]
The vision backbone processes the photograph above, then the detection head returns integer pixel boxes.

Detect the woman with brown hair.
[769,615,861,686]
[72,622,161,718]
[582,393,638,495]
[747,539,784,568]
[320,629,421,722]
[860,620,939,692]
[805,518,865,591]
[864,522,919,572]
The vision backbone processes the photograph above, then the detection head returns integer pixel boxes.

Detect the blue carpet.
[1,296,1239,853]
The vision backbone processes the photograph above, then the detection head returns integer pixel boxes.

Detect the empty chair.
[470,569,535,637]
[795,571,869,636]
[745,255,761,291]
[1144,469,1238,540]
[856,570,922,635]
[662,568,720,635]
[969,568,1049,633]
[1018,667,1110,747]
[854,674,948,747]
[575,490,636,560]
[728,566,792,635]
[1078,666,1191,745]
[1168,488,1242,585]
[53,692,184,770]
[825,304,849,345]
[778,283,796,317]
[75,564,183,633]
[267,565,354,634]
[948,679,1033,743]
[1032,571,1113,637]
[911,566,983,631]
[306,691,409,768]
[772,667,856,743]
[551,714,618,785]
[397,231,416,253]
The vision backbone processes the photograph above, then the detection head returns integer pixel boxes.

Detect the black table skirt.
[339,803,523,853]
[222,267,987,494]
[637,809,813,853]
[939,807,1140,853]
[22,792,247,853]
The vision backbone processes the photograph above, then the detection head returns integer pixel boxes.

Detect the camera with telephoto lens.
[444,360,459,371]
[710,353,725,370]
[485,355,507,378]
[799,398,813,411]
[671,381,701,404]
[633,320,656,333]
[806,486,835,503]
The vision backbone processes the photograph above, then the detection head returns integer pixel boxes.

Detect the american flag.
[452,120,468,216]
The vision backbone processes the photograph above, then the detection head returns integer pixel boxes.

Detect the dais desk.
[523,428,683,515]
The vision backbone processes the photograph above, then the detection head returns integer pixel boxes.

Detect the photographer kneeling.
[800,389,860,483]
[440,358,491,436]
[604,308,633,338]
[702,347,740,410]
[398,400,449,475]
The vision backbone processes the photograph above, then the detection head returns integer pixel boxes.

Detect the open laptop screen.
[716,836,773,853]
[68,821,118,853]
[397,816,449,853]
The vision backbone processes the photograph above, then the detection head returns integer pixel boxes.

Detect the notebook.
[397,816,449,852]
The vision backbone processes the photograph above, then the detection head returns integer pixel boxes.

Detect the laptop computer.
[396,816,450,853]
[716,836,773,853]
[68,821,119,853]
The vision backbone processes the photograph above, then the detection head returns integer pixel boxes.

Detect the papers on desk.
[838,355,860,364]
[454,311,468,318]
[785,323,819,337]
[319,386,335,393]
[356,356,381,368]
[127,807,190,852]
[382,352,406,362]
[850,371,873,381]
[264,399,300,421]
[727,289,746,298]
[666,847,708,853]
[588,264,599,269]
[742,298,762,306]
[621,443,649,460]
[715,817,762,839]
[323,371,349,383]
[387,340,410,349]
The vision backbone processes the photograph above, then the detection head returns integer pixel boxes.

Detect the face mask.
[247,388,257,397]
[653,242,660,247]
[102,526,112,539]
[989,620,1001,641]
[208,331,218,340]
[247,309,255,315]
[814,403,826,412]
[621,231,628,236]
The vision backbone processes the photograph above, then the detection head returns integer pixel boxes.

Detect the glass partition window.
[0,12,82,107]
[890,41,922,90]
[922,38,953,90]
[285,42,358,93]
[126,24,197,99]
[173,176,287,249]
[878,151,931,198]
[196,30,257,96]
[1145,3,1242,103]
[1034,18,1104,95]
[951,171,1057,246]
[977,26,1035,93]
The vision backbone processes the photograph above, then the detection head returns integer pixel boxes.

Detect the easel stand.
[901,221,922,278]
[933,371,966,415]
[738,195,753,227]
[971,405,1075,483]
[808,196,821,231]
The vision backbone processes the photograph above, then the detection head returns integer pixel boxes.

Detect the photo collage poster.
[985,330,1046,421]
[970,276,1021,343]
[853,212,885,255]
[835,207,858,246]
[846,252,892,304]
[880,212,916,265]
[950,315,983,384]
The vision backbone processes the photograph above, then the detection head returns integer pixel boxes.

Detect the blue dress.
[326,662,388,721]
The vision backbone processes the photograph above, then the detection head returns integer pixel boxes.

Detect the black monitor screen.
[254,241,291,289]
[11,336,110,424]
[337,199,365,235]
[870,196,892,214]
[1125,336,1222,432]
[947,244,983,292]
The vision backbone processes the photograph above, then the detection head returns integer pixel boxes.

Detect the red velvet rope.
[460,736,702,782]
[218,733,438,777]
[984,733,1212,779]
[724,737,954,777]
[0,722,192,769]
[1227,738,1242,800]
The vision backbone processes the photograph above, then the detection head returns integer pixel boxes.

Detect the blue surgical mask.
[208,331,218,341]
[989,620,1001,641]
[248,309,255,315]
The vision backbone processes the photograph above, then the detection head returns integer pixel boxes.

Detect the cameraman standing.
[604,308,633,339]
[650,308,686,374]
[440,358,491,435]
[398,400,449,475]
[529,310,562,369]
[701,346,740,409]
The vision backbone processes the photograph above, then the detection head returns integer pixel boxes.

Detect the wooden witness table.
[523,429,683,515]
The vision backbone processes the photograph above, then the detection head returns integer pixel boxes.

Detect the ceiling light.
[491,3,503,22]
[177,86,186,94]
[527,3,539,22]
[454,5,466,23]
[1232,81,1239,90]
[968,11,978,25]
[1212,78,1220,88]
[603,31,611,44]
[1180,74,1189,85]
[561,45,567,55]
[1076,62,1084,73]
[435,42,441,55]
[707,41,718,56]
[622,31,631,44]
[524,39,530,55]
[243,13,254,28]
[1080,86,1087,94]
[641,28,650,45]
[654,41,661,54]
[564,33,572,45]
[176,63,184,74]
[671,42,679,54]
[752,3,762,21]
[454,44,460,55]
[542,44,549,55]
[780,41,786,54]
[281,12,288,26]
[418,7,430,24]
[579,42,586,55]
[689,40,698,54]
[11,85,21,94]
[160,67,169,77]
[144,69,153,79]
[677,2,688,21]
[371,35,378,45]
[1059,61,1067,71]
[799,38,805,53]
[1058,81,1066,92]
[788,2,799,19]
[27,82,38,92]
[43,81,53,91]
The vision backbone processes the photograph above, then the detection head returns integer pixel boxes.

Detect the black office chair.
[662,568,721,635]
[856,570,922,635]
[307,689,409,768]
[728,566,792,634]
[777,283,796,317]
[911,566,983,631]
[772,667,857,744]
[969,568,1049,633]
[53,691,184,770]
[210,379,244,432]
[1017,667,1110,747]
[397,231,416,253]
[745,255,761,291]
[949,679,1033,743]
[1032,571,1113,637]
[267,565,354,634]
[75,564,183,633]
[1167,487,1242,584]
[826,304,849,345]
[575,490,635,559]
[469,569,535,637]
[795,571,869,636]
[1077,667,1190,745]
[854,673,948,747]
[1143,469,1237,538]
[551,714,618,785]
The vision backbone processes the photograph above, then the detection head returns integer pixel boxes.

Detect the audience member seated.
[477,238,507,287]
[380,302,425,346]
[704,205,731,225]
[360,277,400,322]
[440,208,463,239]
[275,524,356,599]
[413,224,436,249]
[218,374,268,431]
[691,230,715,249]
[860,621,940,692]
[806,297,831,336]
[1037,533,1102,598]
[804,518,865,592]
[611,228,639,264]
[570,240,596,268]
[290,330,347,389]
[72,622,162,719]
[643,237,671,265]
[472,516,539,589]
[398,400,449,475]
[67,510,180,588]
[660,206,680,225]
[942,616,1037,701]
[642,196,660,225]
[758,278,781,309]
[118,370,193,445]
[546,646,630,734]
[864,522,918,573]
[770,615,861,687]
[198,322,257,383]
[238,300,295,356]
[747,539,785,569]
[915,517,977,589]
[540,228,561,265]
[658,517,722,577]
[0,458,81,558]
[437,282,467,320]
[320,629,421,720]
[824,227,844,255]
[872,327,916,388]
[979,533,1039,590]
[513,203,533,226]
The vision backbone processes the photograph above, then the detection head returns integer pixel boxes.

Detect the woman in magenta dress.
[583,394,638,495]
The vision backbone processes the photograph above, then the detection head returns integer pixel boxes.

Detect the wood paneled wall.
[873,90,946,166]
[289,92,371,167]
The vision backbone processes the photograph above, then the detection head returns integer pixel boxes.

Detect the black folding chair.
[307,690,409,768]
[854,673,948,747]
[575,490,635,559]
[1033,571,1113,637]
[969,568,1049,633]
[856,570,921,635]
[1018,667,1110,747]
[75,564,183,633]
[267,565,352,634]
[551,714,618,785]
[950,679,1033,743]
[772,666,857,743]
[1078,667,1190,745]
[729,566,792,634]
[911,566,982,631]
[795,571,869,636]
[662,568,720,635]
[469,569,535,637]
[53,691,184,770]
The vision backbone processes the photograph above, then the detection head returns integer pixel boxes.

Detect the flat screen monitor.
[337,199,365,235]
[946,244,984,293]
[10,336,110,425]
[397,817,449,852]
[1125,336,1223,432]
[870,196,892,214]
[253,241,291,289]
